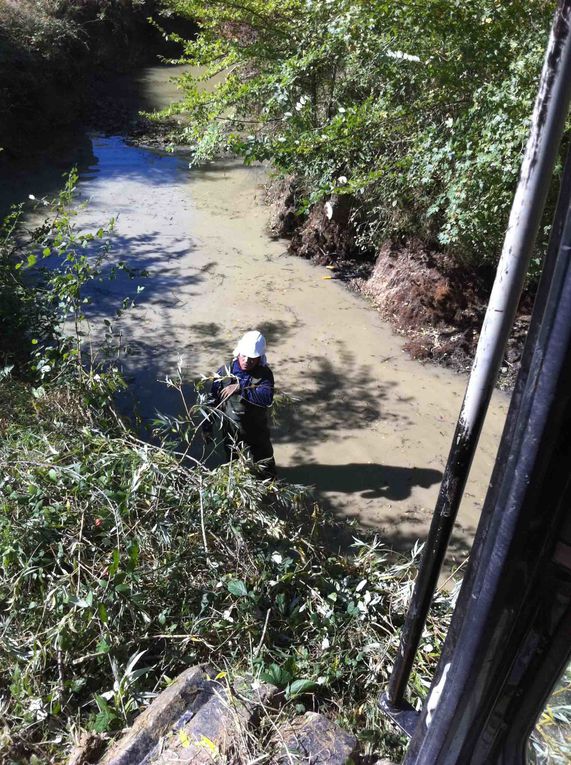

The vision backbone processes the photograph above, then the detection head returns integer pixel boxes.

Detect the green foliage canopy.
[164,0,558,270]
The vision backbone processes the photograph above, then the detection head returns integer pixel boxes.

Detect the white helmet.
[234,330,267,358]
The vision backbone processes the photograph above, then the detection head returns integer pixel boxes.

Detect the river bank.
[64,65,513,564]
[0,1,194,161]
[2,62,509,564]
[265,180,531,391]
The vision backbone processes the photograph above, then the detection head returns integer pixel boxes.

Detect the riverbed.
[7,65,510,563]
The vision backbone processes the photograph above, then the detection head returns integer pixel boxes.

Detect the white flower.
[321,636,330,650]
[386,49,421,63]
[337,175,348,185]
[28,194,36,200]
[271,552,283,564]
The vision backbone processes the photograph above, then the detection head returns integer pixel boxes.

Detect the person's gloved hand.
[220,382,240,401]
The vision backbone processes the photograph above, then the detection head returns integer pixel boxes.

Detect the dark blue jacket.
[211,359,274,408]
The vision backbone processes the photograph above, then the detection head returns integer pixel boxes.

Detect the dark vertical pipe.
[403,174,571,765]
[386,0,571,708]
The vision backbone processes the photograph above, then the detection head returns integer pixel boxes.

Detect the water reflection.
[0,64,189,216]
[80,135,186,188]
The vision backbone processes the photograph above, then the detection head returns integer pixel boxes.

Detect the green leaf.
[260,663,292,687]
[286,679,318,699]
[227,579,248,597]
[67,593,92,609]
[108,548,120,577]
[93,695,114,733]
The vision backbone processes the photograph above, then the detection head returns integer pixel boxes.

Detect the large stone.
[149,676,277,764]
[99,665,216,765]
[272,712,358,764]
[97,667,278,765]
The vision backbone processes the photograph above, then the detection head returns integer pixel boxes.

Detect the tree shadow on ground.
[278,463,443,502]
[273,351,404,459]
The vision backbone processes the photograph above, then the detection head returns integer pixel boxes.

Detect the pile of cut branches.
[0,383,451,761]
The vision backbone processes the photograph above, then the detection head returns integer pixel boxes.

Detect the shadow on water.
[108,317,306,435]
[273,350,403,458]
[276,462,476,560]
[0,132,98,218]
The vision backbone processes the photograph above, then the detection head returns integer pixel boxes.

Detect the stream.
[6,65,510,562]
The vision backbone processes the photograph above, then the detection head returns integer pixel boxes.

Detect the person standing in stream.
[207,330,276,477]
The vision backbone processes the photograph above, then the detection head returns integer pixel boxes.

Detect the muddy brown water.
[8,65,510,563]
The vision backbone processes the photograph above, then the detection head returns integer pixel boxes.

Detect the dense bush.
[163,0,560,275]
[1,392,449,761]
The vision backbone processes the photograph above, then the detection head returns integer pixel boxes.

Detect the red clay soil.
[355,239,484,365]
[353,241,531,387]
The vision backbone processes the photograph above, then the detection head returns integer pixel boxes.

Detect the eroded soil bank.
[269,186,531,390]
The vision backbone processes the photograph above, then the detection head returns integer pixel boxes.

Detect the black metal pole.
[403,168,571,765]
[385,0,571,710]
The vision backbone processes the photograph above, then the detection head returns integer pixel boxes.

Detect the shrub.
[162,0,559,276]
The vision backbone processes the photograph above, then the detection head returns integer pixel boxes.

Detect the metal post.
[384,0,571,714]
[403,161,571,765]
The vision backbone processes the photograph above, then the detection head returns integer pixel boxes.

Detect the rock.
[272,712,358,764]
[68,731,107,765]
[152,676,277,764]
[98,666,278,765]
[99,665,216,765]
